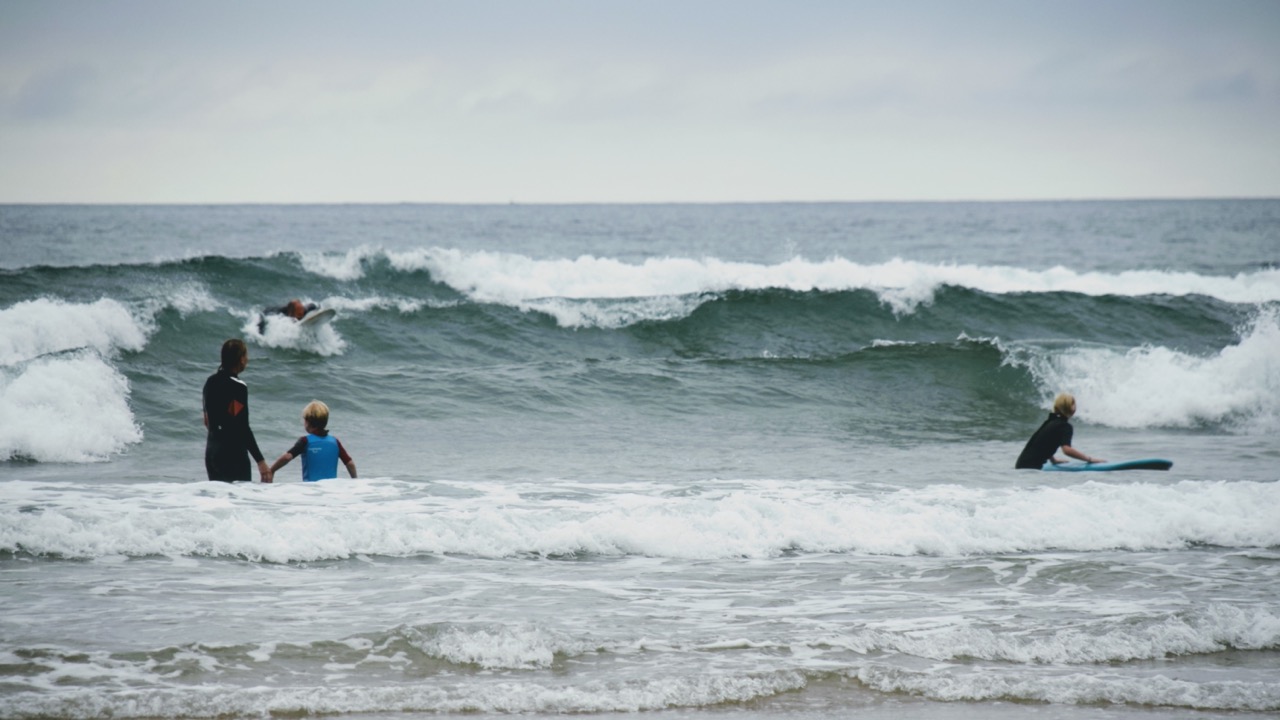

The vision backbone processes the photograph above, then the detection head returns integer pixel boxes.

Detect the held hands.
[258,460,273,483]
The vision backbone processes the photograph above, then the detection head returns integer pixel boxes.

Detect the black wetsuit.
[1015,412,1073,469]
[203,368,264,481]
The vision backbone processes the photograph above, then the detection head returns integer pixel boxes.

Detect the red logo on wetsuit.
[227,400,245,417]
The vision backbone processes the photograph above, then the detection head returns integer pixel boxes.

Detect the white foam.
[849,603,1280,665]
[379,248,1280,320]
[299,246,379,281]
[0,298,150,462]
[0,298,149,366]
[278,246,1280,326]
[851,663,1279,711]
[3,478,1276,561]
[321,294,432,315]
[152,283,220,317]
[5,636,1276,716]
[2,607,1274,716]
[517,295,708,329]
[403,623,594,670]
[243,294,443,354]
[1021,307,1280,431]
[1,669,811,717]
[247,311,346,357]
[0,352,143,462]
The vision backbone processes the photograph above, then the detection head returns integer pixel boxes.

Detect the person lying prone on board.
[258,298,318,333]
[267,400,357,482]
[1014,392,1105,469]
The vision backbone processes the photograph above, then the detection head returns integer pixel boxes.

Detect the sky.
[1,0,1277,204]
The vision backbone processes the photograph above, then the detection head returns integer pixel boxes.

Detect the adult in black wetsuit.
[203,339,272,482]
[1015,392,1104,469]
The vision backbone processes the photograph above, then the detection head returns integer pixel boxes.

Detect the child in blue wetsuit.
[269,400,358,481]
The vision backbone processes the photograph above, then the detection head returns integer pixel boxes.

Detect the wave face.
[1,240,1277,464]
[2,201,1279,718]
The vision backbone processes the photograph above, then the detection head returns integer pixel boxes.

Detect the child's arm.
[270,437,309,477]
[269,452,295,474]
[337,439,356,478]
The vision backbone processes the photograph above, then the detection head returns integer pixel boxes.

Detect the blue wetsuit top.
[286,431,351,481]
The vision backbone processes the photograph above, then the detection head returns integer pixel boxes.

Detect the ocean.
[1,200,1278,719]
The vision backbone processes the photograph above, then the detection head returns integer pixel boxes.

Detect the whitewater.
[1,200,1277,720]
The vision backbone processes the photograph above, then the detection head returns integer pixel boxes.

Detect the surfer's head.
[220,338,248,374]
[286,299,307,319]
[303,400,330,432]
[1053,392,1076,418]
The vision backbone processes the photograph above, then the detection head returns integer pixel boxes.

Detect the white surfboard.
[298,307,336,327]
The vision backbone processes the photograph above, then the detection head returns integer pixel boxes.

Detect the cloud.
[1191,71,1260,104]
[10,63,99,121]
[0,0,1277,202]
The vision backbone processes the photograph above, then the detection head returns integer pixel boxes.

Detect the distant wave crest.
[296,247,1280,323]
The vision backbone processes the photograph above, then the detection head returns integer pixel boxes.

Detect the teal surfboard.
[1042,458,1172,472]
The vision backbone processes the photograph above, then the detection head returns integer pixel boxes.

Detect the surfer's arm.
[1061,444,1102,464]
[344,460,357,478]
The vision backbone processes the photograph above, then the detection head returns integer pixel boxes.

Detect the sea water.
[1,201,1278,719]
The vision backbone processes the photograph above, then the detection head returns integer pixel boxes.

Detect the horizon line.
[3,195,1278,207]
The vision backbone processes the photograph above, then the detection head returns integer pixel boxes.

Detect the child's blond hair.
[1053,393,1076,417]
[303,400,330,431]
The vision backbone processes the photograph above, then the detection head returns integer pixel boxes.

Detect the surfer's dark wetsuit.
[257,300,319,333]
[203,367,265,481]
[1015,412,1074,469]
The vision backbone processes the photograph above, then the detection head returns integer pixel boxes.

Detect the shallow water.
[1,201,1278,718]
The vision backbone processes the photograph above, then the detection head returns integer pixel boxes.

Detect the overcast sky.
[1,0,1277,203]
